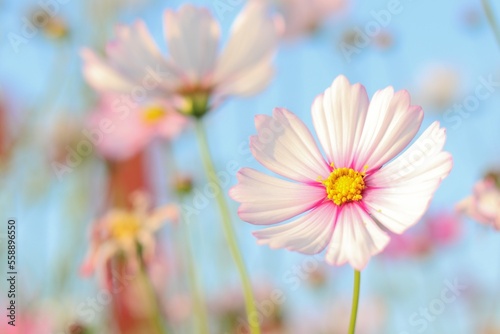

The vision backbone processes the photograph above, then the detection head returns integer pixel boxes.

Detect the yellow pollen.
[110,213,141,240]
[142,105,166,124]
[321,167,366,206]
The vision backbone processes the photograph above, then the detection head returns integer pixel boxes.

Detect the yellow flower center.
[110,213,141,240]
[321,166,366,206]
[142,105,166,124]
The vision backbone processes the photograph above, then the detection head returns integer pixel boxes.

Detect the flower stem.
[194,119,261,334]
[482,0,500,47]
[348,270,361,334]
[179,202,211,334]
[164,143,211,334]
[138,249,169,334]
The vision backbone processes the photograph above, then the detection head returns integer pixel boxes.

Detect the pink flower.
[425,211,462,244]
[81,192,178,277]
[88,95,188,161]
[230,75,452,270]
[457,177,500,230]
[381,211,461,259]
[277,0,348,38]
[82,2,282,117]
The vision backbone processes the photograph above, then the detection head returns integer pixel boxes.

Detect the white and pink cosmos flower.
[82,1,282,117]
[81,192,178,278]
[88,94,188,161]
[457,176,500,230]
[230,75,452,270]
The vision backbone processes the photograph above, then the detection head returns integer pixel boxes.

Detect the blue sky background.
[1,0,500,333]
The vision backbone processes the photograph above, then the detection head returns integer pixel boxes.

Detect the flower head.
[457,173,500,230]
[81,192,178,277]
[230,75,452,270]
[82,2,282,118]
[88,94,187,161]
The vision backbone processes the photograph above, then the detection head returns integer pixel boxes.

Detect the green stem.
[180,200,211,334]
[482,0,500,47]
[348,270,361,334]
[137,247,168,334]
[164,144,210,334]
[194,119,261,334]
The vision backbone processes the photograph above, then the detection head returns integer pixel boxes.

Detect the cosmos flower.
[457,174,500,230]
[81,192,178,277]
[88,94,188,161]
[230,75,452,270]
[82,1,282,117]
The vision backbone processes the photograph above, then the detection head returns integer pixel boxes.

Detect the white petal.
[250,108,330,182]
[214,54,274,97]
[145,204,179,231]
[354,88,423,172]
[363,122,452,233]
[325,203,389,270]
[253,201,337,254]
[83,21,179,95]
[164,5,220,82]
[311,75,369,168]
[229,168,326,225]
[213,1,281,96]
[81,48,136,92]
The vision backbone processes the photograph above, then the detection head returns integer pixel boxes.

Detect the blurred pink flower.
[292,296,386,334]
[230,75,452,270]
[457,176,500,230]
[82,2,282,117]
[5,312,53,334]
[426,211,462,244]
[277,0,348,38]
[88,95,187,161]
[382,211,461,259]
[81,191,178,278]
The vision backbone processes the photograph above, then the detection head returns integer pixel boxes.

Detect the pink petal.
[311,75,369,168]
[250,108,330,182]
[229,168,326,225]
[83,21,178,95]
[164,5,220,83]
[252,201,337,254]
[325,203,389,270]
[213,1,282,96]
[145,204,179,231]
[354,88,423,172]
[87,95,152,161]
[363,122,452,234]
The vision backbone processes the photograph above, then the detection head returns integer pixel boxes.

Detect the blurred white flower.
[82,1,282,117]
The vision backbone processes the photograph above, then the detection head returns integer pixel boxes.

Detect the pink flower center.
[321,166,366,206]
